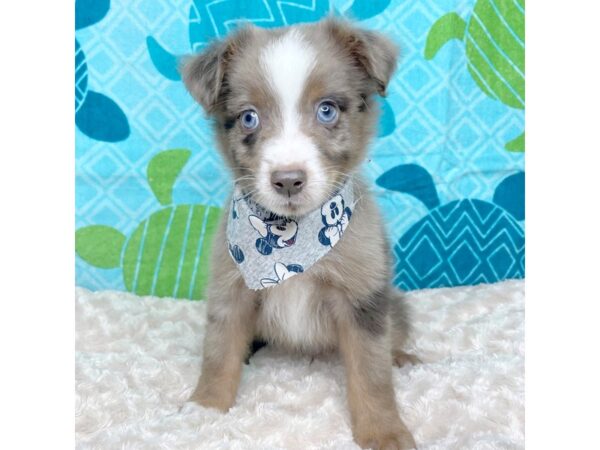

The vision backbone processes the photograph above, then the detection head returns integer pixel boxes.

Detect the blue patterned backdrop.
[75,0,524,295]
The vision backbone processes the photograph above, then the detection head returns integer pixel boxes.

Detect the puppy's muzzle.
[270,169,306,197]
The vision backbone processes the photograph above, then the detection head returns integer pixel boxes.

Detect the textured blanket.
[76,280,524,449]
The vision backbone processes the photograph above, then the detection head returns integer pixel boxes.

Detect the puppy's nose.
[270,169,306,196]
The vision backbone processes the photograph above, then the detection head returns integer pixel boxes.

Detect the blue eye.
[316,101,338,124]
[240,110,259,130]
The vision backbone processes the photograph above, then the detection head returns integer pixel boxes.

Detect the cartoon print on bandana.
[228,242,245,264]
[318,194,352,248]
[226,180,354,290]
[249,215,299,256]
[260,262,304,288]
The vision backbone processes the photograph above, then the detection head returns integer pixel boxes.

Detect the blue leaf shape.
[377,97,396,137]
[346,0,391,21]
[75,0,110,30]
[376,164,440,210]
[76,90,130,142]
[147,37,182,81]
[493,171,525,220]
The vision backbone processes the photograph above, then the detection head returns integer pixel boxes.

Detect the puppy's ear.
[323,18,398,96]
[180,25,254,113]
[180,41,227,113]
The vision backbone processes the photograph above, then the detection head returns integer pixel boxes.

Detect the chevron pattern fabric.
[394,199,524,291]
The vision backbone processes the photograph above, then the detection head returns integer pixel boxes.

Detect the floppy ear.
[180,25,255,113]
[323,18,399,96]
[180,41,227,113]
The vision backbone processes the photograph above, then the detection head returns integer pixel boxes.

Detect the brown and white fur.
[182,18,418,450]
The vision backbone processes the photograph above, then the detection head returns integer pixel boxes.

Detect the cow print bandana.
[226,179,355,290]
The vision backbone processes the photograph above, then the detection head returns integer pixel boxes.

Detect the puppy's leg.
[389,290,421,368]
[336,289,416,450]
[189,278,258,412]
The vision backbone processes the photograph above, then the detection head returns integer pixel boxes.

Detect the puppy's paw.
[356,432,416,450]
[188,385,234,413]
[392,349,421,368]
[355,422,417,450]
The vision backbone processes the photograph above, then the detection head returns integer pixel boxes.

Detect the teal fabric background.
[75,0,525,294]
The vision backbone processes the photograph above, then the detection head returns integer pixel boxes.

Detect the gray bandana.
[226,180,355,290]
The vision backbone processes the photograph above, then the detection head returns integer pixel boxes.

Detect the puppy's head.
[182,18,398,216]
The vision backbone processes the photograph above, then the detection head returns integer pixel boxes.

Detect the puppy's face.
[183,19,397,216]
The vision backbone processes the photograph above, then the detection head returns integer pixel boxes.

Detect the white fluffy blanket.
[76,280,524,449]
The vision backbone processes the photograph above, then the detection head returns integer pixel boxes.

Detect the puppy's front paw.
[354,423,417,450]
[188,384,235,413]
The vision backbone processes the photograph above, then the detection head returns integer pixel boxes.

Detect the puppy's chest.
[256,275,336,352]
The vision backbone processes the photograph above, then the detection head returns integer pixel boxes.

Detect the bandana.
[226,180,355,290]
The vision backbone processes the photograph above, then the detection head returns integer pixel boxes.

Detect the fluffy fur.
[181,18,419,449]
[75,280,525,449]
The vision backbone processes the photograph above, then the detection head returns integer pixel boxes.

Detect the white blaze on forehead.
[259,29,318,166]
[257,28,327,213]
[260,29,316,132]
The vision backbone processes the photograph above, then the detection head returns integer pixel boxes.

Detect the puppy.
[182,18,417,450]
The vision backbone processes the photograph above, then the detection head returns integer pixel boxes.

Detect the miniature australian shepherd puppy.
[182,17,418,450]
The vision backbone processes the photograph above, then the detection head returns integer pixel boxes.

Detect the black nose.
[270,169,306,196]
